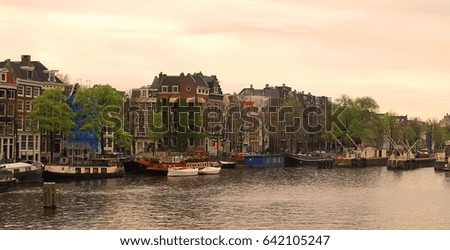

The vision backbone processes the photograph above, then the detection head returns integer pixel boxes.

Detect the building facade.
[0,55,66,162]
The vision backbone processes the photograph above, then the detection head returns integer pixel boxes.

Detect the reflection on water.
[1,167,450,229]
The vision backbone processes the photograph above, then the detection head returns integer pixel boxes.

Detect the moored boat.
[0,161,43,183]
[434,152,449,171]
[244,154,285,167]
[387,154,436,170]
[167,167,199,177]
[219,161,237,168]
[43,158,125,181]
[198,162,221,175]
[0,171,18,190]
[334,148,388,168]
[285,152,334,168]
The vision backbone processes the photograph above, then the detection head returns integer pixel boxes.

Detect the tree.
[73,84,125,156]
[147,109,167,154]
[27,88,75,163]
[330,95,380,148]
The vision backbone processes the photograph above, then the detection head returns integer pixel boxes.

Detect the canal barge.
[43,158,125,181]
[334,148,388,168]
[244,154,285,167]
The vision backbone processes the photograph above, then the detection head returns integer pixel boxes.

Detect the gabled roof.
[150,72,214,89]
[0,56,63,84]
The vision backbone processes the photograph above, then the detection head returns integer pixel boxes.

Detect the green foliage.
[147,110,166,140]
[73,84,125,154]
[329,95,380,146]
[28,88,74,133]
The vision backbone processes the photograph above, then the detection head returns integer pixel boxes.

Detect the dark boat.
[0,170,18,191]
[244,154,285,167]
[219,161,237,168]
[334,148,388,168]
[285,152,334,168]
[0,161,43,183]
[43,158,125,181]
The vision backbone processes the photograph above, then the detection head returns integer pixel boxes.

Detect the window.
[17,115,23,131]
[186,86,191,92]
[21,135,27,150]
[25,100,31,112]
[172,86,179,92]
[17,100,24,112]
[85,168,90,174]
[0,73,6,82]
[7,105,14,117]
[17,86,24,96]
[28,135,34,150]
[6,122,13,135]
[0,122,5,135]
[33,87,40,97]
[7,90,15,99]
[162,86,168,92]
[0,103,5,117]
[0,89,5,99]
[48,73,56,82]
[25,87,32,97]
[27,70,33,79]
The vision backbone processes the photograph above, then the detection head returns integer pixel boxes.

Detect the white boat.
[198,166,221,175]
[167,167,199,177]
[0,161,43,183]
[219,161,237,168]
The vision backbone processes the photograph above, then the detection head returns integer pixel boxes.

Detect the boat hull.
[334,157,388,168]
[285,154,333,168]
[167,168,199,177]
[43,163,125,181]
[219,161,237,168]
[198,166,221,175]
[387,157,436,170]
[244,155,285,167]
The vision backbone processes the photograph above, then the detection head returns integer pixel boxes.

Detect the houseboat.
[244,154,285,167]
[43,158,125,181]
[434,152,449,171]
[285,152,334,168]
[387,152,436,170]
[0,161,43,183]
[434,141,450,171]
[334,147,388,168]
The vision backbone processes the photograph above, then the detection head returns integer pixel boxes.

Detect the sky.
[0,0,449,120]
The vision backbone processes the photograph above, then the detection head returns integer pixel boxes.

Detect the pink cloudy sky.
[1,0,449,120]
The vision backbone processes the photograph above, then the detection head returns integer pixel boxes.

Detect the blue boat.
[244,155,285,167]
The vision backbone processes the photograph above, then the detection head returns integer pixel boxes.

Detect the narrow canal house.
[128,72,223,155]
[0,55,66,162]
[231,83,330,154]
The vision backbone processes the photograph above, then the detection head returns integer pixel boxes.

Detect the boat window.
[85,168,90,173]
[14,169,20,173]
[75,168,81,174]
[101,168,107,174]
[25,167,31,171]
[93,168,98,174]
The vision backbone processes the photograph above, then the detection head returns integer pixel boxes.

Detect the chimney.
[21,55,31,66]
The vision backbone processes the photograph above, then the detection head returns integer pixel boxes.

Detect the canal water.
[1,166,450,230]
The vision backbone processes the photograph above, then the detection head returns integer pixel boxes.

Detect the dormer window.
[20,66,35,80]
[1,73,6,82]
[172,86,179,92]
[162,86,168,92]
[1,68,8,83]
[43,69,58,82]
